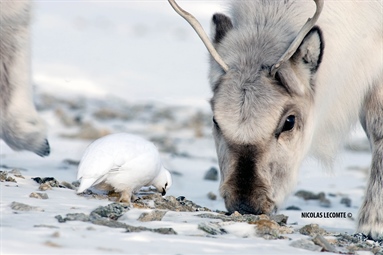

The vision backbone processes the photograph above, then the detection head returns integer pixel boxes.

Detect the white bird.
[77,133,172,204]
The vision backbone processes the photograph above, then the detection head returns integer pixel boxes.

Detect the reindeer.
[0,1,50,156]
[168,0,383,240]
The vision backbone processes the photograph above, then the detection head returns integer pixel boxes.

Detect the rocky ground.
[1,169,382,254]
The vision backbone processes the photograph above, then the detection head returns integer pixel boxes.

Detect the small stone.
[204,167,218,181]
[285,205,301,211]
[65,213,90,222]
[55,213,90,223]
[198,222,227,235]
[44,241,61,248]
[231,211,242,217]
[62,159,80,166]
[295,190,326,200]
[152,228,177,235]
[299,224,327,237]
[33,177,63,188]
[290,239,322,252]
[71,180,81,188]
[55,215,66,223]
[340,197,352,207]
[0,171,7,181]
[1,171,17,183]
[34,225,59,229]
[51,231,60,238]
[10,201,44,212]
[60,181,75,190]
[90,203,129,220]
[319,198,331,208]
[39,183,52,191]
[138,210,167,222]
[353,232,369,242]
[176,196,186,202]
[312,234,336,252]
[29,192,49,199]
[207,192,217,200]
[6,176,16,182]
[253,219,280,238]
[270,214,288,225]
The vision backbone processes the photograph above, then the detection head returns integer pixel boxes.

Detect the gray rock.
[198,222,227,235]
[71,180,81,188]
[319,198,331,208]
[148,195,210,212]
[207,192,217,200]
[64,213,90,222]
[138,210,167,222]
[60,181,76,190]
[204,167,218,181]
[29,192,49,199]
[299,224,327,237]
[340,197,352,207]
[38,183,52,191]
[373,247,383,255]
[270,214,289,225]
[10,202,44,212]
[62,159,80,166]
[295,190,325,200]
[290,239,322,252]
[0,171,16,183]
[32,177,57,185]
[90,203,129,221]
[150,228,177,235]
[312,234,336,252]
[196,212,261,223]
[34,224,59,229]
[285,205,301,211]
[253,219,281,238]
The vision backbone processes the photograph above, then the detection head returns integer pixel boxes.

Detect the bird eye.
[282,115,295,132]
[165,182,168,188]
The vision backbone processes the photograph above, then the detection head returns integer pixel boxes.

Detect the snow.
[0,1,376,254]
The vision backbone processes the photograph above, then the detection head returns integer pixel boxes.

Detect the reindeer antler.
[270,0,324,77]
[168,0,229,72]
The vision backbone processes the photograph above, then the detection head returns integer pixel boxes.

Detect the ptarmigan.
[77,133,172,204]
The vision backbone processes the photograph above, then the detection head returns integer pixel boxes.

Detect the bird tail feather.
[77,178,98,194]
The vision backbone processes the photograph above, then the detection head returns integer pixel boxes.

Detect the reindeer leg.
[358,81,383,240]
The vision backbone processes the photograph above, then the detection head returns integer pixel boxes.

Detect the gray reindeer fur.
[208,0,382,239]
[0,1,50,156]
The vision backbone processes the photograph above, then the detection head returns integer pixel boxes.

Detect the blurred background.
[31,0,227,108]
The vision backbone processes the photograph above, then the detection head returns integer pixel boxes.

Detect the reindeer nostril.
[229,198,274,216]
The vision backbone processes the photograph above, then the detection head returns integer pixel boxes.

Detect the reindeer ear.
[291,26,324,73]
[211,13,233,44]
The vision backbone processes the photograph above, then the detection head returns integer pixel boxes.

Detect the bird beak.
[161,188,166,196]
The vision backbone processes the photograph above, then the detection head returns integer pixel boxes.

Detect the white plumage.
[77,133,172,204]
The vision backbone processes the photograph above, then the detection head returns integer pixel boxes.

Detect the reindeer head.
[169,0,324,215]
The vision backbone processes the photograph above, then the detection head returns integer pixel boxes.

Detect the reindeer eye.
[212,117,219,128]
[282,115,295,132]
